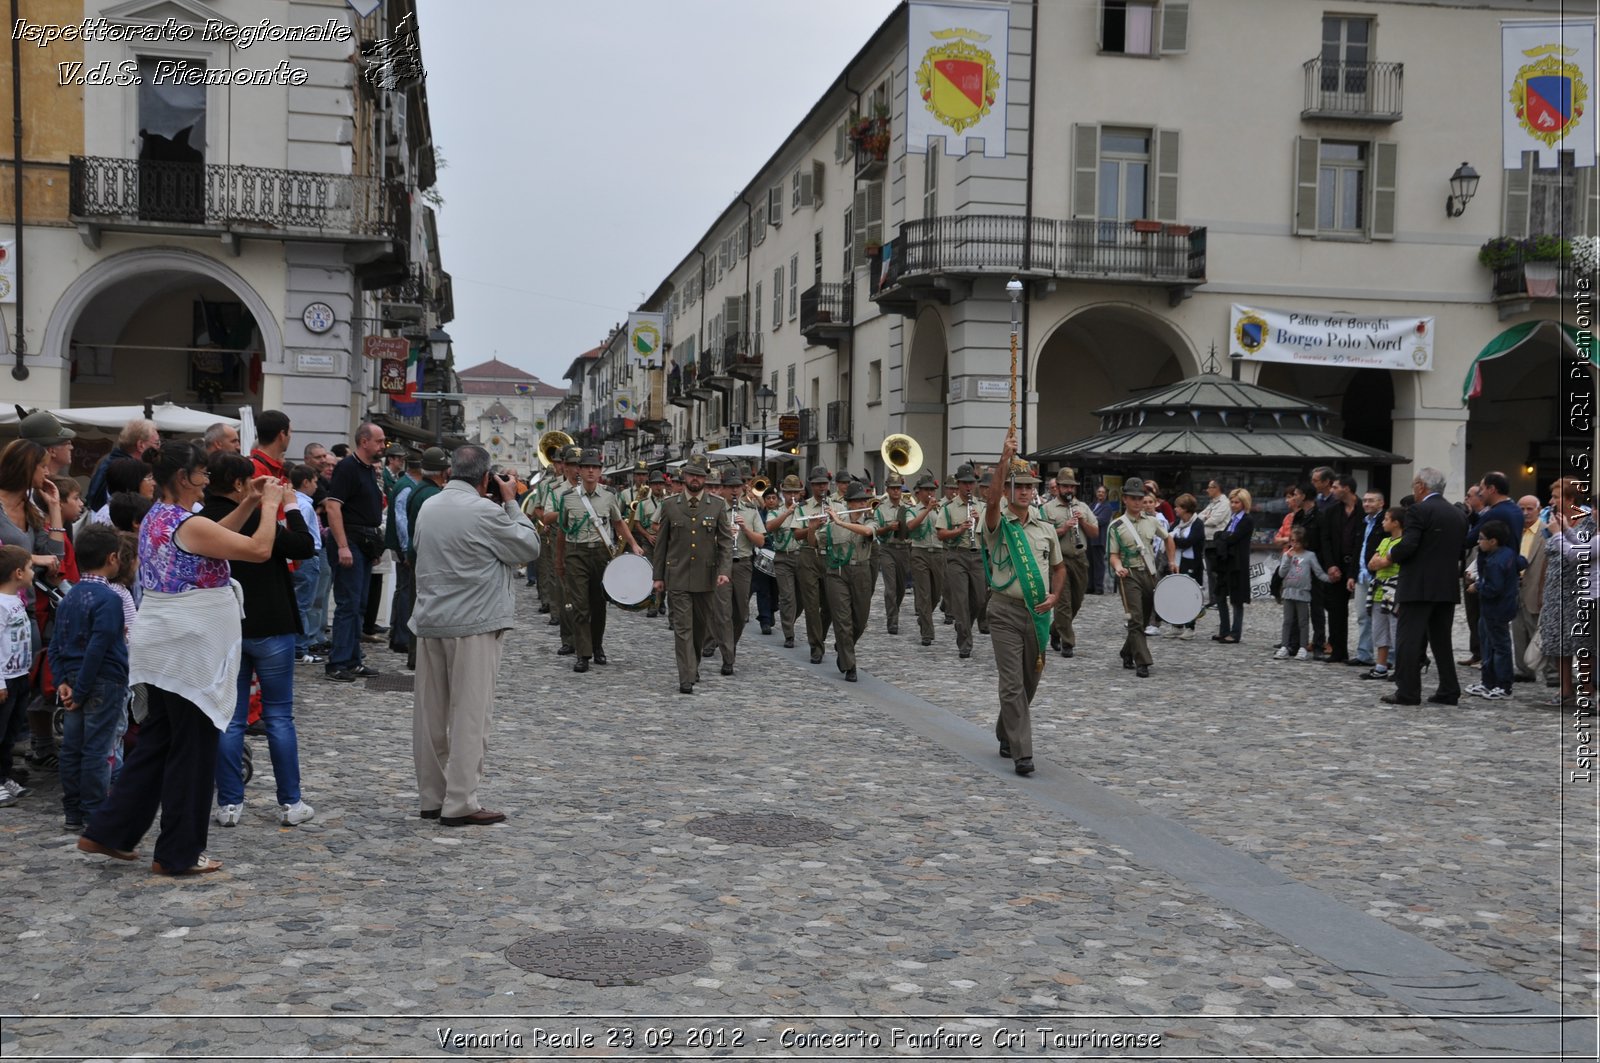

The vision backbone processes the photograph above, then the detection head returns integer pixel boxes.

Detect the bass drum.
[602,552,654,611]
[1153,573,1204,625]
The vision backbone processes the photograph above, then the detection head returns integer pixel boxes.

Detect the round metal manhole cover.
[689,812,836,846]
[504,930,710,986]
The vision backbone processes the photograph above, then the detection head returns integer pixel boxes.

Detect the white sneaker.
[1294,648,1310,660]
[0,789,16,808]
[1484,687,1511,700]
[1274,646,1291,660]
[1177,628,1195,640]
[1144,624,1161,636]
[1,778,30,798]
[214,803,243,827]
[280,800,315,826]
[1463,682,1489,697]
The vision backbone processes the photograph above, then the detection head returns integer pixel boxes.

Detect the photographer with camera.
[409,445,539,827]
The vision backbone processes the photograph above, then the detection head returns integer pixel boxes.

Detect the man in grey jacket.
[410,445,540,826]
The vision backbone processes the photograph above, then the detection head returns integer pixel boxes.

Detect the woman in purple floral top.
[79,441,285,876]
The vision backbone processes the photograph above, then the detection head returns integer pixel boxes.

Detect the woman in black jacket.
[1212,489,1255,643]
[1171,493,1207,637]
[199,453,318,828]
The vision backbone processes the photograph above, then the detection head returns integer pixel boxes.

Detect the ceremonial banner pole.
[1006,277,1023,437]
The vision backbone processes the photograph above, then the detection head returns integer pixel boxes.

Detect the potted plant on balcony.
[848,105,890,161]
[1521,234,1569,297]
[1476,237,1523,271]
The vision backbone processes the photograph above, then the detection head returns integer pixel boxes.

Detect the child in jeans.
[1469,519,1524,700]
[1274,526,1331,660]
[0,545,35,807]
[290,464,326,663]
[1362,506,1404,680]
[47,525,130,832]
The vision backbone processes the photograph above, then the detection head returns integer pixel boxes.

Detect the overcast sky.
[416,0,902,385]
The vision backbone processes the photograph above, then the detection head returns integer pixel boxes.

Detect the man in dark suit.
[1382,467,1469,706]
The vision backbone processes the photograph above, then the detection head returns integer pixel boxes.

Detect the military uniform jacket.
[1039,497,1095,559]
[653,491,733,592]
[981,507,1063,602]
[821,502,873,568]
[906,501,943,550]
[1109,512,1171,574]
[730,503,763,560]
[795,496,834,550]
[874,498,911,542]
[631,492,660,538]
[560,485,625,546]
[941,496,987,550]
[767,502,802,553]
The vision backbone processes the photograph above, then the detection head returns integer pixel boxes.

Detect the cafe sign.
[1231,303,1434,372]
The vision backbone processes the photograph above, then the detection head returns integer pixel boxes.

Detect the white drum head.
[602,553,654,609]
[1153,573,1204,625]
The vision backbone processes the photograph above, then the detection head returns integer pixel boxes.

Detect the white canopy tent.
[699,441,798,461]
[0,403,241,434]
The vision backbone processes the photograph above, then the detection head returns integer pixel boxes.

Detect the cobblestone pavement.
[2,583,1593,1059]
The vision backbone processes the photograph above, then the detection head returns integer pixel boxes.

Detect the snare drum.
[601,553,654,610]
[753,547,776,576]
[1153,573,1204,625]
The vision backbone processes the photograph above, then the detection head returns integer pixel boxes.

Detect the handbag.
[348,525,385,562]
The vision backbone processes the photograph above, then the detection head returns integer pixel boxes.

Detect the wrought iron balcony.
[800,283,853,348]
[1486,247,1580,319]
[729,331,763,380]
[708,340,738,391]
[69,155,396,245]
[851,116,890,178]
[825,400,851,443]
[876,215,1206,310]
[667,370,694,408]
[1301,59,1403,122]
[797,407,819,445]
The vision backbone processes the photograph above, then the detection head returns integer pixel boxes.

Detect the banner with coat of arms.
[627,312,665,369]
[1503,19,1596,168]
[1231,304,1434,373]
[907,0,1009,159]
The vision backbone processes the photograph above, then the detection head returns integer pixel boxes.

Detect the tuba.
[880,434,921,477]
[536,430,574,468]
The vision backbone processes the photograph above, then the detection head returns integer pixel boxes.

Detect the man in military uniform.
[1107,480,1178,677]
[793,466,836,663]
[981,436,1065,776]
[822,481,879,681]
[652,457,733,694]
[937,465,988,659]
[525,456,562,612]
[710,468,765,675]
[630,469,665,616]
[1039,467,1098,658]
[544,441,582,656]
[939,475,960,625]
[905,473,945,646]
[765,474,806,648]
[556,449,645,672]
[874,474,911,635]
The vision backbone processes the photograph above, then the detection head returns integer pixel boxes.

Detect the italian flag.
[392,342,424,416]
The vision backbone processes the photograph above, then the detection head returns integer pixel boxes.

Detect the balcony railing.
[800,282,853,346]
[851,116,890,177]
[70,155,396,238]
[667,370,693,407]
[1488,251,1578,301]
[1301,59,1404,121]
[881,215,1206,293]
[825,400,851,442]
[797,407,819,445]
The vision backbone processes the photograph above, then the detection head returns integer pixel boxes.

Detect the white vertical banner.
[907,1,1010,159]
[0,242,15,304]
[1502,19,1597,168]
[627,313,665,369]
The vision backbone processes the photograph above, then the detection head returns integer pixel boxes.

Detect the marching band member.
[980,437,1064,777]
[793,466,836,664]
[937,465,988,659]
[822,481,879,682]
[546,446,583,654]
[873,474,911,636]
[765,474,806,649]
[906,473,945,646]
[1107,480,1178,677]
[1038,467,1097,658]
[710,469,765,675]
[555,449,644,673]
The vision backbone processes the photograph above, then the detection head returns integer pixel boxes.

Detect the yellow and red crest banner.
[908,1,1008,159]
[1502,19,1596,168]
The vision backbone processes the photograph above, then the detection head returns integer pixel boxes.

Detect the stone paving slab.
[0,586,1592,1059]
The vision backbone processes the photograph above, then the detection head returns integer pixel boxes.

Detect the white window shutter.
[1072,123,1099,218]
[812,160,826,206]
[853,187,869,263]
[769,184,783,226]
[1293,136,1320,236]
[754,209,767,246]
[1370,141,1398,240]
[1580,165,1600,238]
[724,295,743,338]
[866,180,885,247]
[1096,0,1108,50]
[798,168,814,208]
[835,122,848,163]
[792,169,801,210]
[1153,128,1180,222]
[1159,1,1190,54]
[773,267,783,324]
[1502,152,1532,239]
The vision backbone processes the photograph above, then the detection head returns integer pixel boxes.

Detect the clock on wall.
[301,302,336,334]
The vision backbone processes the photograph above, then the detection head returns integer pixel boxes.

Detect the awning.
[0,402,241,433]
[1032,426,1405,465]
[703,441,799,461]
[1462,320,1588,404]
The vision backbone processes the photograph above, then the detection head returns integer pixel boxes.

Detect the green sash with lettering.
[983,514,1050,672]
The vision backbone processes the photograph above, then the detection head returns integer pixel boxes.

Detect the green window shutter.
[1370,141,1398,240]
[1072,123,1099,218]
[1159,1,1189,54]
[1293,135,1320,236]
[1154,128,1180,222]
[1502,152,1531,239]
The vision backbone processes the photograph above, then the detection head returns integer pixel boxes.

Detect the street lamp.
[1445,162,1480,218]
[755,384,777,482]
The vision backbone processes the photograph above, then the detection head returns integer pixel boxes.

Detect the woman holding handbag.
[1212,489,1254,644]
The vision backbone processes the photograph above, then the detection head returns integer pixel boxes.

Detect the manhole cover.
[504,930,710,986]
[689,812,836,846]
[365,674,414,693]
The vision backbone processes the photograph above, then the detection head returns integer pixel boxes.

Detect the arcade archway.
[903,306,950,477]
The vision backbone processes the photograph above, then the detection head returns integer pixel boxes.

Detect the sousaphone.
[880,434,922,476]
[536,430,574,468]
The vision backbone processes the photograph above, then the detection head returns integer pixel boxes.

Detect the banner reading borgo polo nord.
[1231,304,1434,372]
[907,0,1009,159]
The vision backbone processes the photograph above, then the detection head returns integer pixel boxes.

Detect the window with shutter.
[769,184,783,226]
[835,121,849,163]
[865,180,884,248]
[1159,1,1188,53]
[754,281,762,340]
[1292,135,1320,236]
[813,160,826,206]
[797,168,814,209]
[843,205,854,274]
[924,142,939,218]
[1101,0,1157,56]
[1369,141,1397,240]
[1316,141,1366,234]
[853,188,869,263]
[792,169,801,210]
[754,209,767,246]
[789,253,799,320]
[773,267,783,328]
[1153,128,1180,221]
[786,364,796,410]
[1072,124,1099,218]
